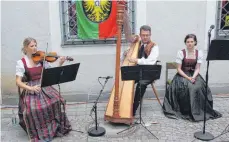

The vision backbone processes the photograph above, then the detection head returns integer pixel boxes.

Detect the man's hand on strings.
[128,57,137,63]
[123,48,130,56]
[130,35,139,43]
[59,56,66,66]
[29,85,41,93]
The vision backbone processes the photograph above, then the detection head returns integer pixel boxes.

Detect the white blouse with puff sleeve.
[16,55,51,77]
[175,49,204,64]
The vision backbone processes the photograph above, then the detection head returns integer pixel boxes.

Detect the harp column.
[113,0,126,118]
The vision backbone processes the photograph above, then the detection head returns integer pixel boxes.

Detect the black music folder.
[207,39,229,60]
[41,63,80,87]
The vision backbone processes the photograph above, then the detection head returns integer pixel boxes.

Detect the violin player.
[16,37,72,141]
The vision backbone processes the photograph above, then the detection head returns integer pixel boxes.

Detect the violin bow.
[39,42,48,86]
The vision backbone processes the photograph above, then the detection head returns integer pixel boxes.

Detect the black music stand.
[41,63,80,87]
[117,65,161,139]
[194,39,229,141]
[206,39,229,60]
[41,63,84,133]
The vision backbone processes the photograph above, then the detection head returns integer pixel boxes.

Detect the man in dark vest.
[127,25,159,116]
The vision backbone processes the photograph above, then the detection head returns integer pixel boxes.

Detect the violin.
[32,50,73,63]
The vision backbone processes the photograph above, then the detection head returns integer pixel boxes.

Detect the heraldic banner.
[76,0,118,39]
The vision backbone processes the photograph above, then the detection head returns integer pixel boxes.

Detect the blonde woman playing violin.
[16,37,71,142]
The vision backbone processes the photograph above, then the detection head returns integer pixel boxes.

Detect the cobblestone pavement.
[1,95,229,142]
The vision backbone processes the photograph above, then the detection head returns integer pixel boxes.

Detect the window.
[60,0,135,45]
[216,0,229,38]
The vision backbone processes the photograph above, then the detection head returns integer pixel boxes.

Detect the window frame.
[215,0,229,39]
[59,0,136,46]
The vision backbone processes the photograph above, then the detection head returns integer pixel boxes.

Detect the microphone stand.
[88,77,110,137]
[56,68,84,134]
[194,27,214,141]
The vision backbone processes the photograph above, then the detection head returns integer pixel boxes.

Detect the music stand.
[117,65,161,139]
[194,39,229,141]
[206,39,229,60]
[41,63,83,133]
[41,63,80,87]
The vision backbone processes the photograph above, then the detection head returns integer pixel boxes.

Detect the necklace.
[187,49,195,58]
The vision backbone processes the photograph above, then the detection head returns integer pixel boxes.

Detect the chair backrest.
[155,60,161,65]
[166,62,177,70]
[18,75,28,96]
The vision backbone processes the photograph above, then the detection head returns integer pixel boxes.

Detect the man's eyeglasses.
[140,34,151,37]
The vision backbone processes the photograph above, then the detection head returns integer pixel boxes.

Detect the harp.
[104,1,140,125]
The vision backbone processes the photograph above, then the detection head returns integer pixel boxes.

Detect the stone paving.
[1,95,229,142]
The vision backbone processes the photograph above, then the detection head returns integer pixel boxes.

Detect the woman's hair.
[184,34,197,46]
[22,37,37,54]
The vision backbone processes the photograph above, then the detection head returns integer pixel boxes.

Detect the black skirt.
[162,72,222,122]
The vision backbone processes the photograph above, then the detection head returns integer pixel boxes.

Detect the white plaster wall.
[0,1,2,104]
[145,1,229,87]
[1,1,228,102]
[202,1,229,86]
[1,1,51,99]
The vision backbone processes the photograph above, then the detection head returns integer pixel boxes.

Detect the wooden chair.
[151,83,162,107]
[18,76,28,96]
[14,76,27,125]
[150,61,162,107]
[165,62,177,93]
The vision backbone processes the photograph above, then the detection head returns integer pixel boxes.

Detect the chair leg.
[151,83,162,107]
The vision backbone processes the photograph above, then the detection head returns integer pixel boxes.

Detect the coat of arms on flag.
[76,0,117,40]
[225,15,229,27]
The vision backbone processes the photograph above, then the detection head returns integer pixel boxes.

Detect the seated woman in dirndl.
[16,37,72,142]
[162,34,222,122]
